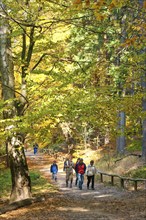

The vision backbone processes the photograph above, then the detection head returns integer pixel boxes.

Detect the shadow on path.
[25,151,146,220]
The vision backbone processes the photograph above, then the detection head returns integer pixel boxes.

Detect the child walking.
[50,160,58,181]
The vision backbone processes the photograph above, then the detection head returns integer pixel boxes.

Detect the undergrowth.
[0,169,56,200]
[125,166,146,179]
[96,154,146,179]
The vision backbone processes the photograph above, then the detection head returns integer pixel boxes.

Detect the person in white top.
[86,160,96,190]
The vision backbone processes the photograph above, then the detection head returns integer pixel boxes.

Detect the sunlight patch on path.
[57,207,89,212]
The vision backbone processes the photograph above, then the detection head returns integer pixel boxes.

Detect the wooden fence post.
[120,178,124,188]
[134,181,137,191]
[111,175,114,186]
[100,173,103,182]
[97,171,146,191]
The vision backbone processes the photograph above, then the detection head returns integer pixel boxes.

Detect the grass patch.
[127,140,141,152]
[0,169,11,199]
[30,170,58,194]
[0,169,57,200]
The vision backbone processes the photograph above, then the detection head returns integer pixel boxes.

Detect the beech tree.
[0,2,146,206]
[0,1,31,203]
[0,0,73,201]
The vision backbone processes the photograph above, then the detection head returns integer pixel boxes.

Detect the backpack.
[63,160,74,171]
[51,164,58,173]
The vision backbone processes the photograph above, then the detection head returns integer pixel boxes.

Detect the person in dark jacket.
[33,143,38,154]
[50,160,58,181]
[75,158,86,190]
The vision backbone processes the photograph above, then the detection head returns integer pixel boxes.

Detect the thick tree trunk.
[139,0,146,161]
[0,4,15,102]
[8,136,31,203]
[0,1,31,203]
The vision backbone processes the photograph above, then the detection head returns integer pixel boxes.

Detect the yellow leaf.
[85,0,90,6]
[111,0,117,6]
[111,0,127,8]
[73,0,82,4]
[94,12,104,21]
[109,3,115,10]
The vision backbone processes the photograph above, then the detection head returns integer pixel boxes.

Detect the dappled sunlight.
[60,187,72,191]
[0,153,145,220]
[80,191,100,196]
[39,168,50,172]
[58,171,65,175]
[57,206,89,212]
[94,193,113,198]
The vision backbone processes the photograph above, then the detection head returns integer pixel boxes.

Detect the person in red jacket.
[75,158,86,190]
[75,158,80,186]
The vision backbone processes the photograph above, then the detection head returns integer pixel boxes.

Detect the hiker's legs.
[75,172,78,186]
[82,174,84,185]
[78,174,84,189]
[91,175,95,189]
[87,176,91,189]
[70,177,73,188]
[66,172,69,187]
[54,173,57,181]
[52,173,57,181]
[69,173,73,188]
[78,174,81,189]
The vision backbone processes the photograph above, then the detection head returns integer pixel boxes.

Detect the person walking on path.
[50,160,58,181]
[33,143,39,155]
[75,158,80,186]
[75,158,86,190]
[86,160,97,190]
[63,157,74,188]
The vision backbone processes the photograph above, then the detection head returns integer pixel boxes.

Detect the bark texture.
[0,1,31,203]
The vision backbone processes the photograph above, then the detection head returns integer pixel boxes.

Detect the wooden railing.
[97,170,146,191]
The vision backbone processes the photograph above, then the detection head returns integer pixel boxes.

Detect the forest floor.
[0,150,146,220]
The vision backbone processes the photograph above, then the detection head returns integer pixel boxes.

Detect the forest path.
[26,150,146,220]
[1,150,146,220]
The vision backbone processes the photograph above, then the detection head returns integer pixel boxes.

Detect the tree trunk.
[139,0,146,161]
[8,136,31,203]
[116,8,127,154]
[116,112,126,154]
[0,1,31,203]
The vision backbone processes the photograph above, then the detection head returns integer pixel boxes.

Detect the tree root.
[0,196,45,215]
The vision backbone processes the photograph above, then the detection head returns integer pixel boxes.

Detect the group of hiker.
[50,157,97,190]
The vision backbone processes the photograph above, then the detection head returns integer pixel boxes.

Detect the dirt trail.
[0,151,146,220]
